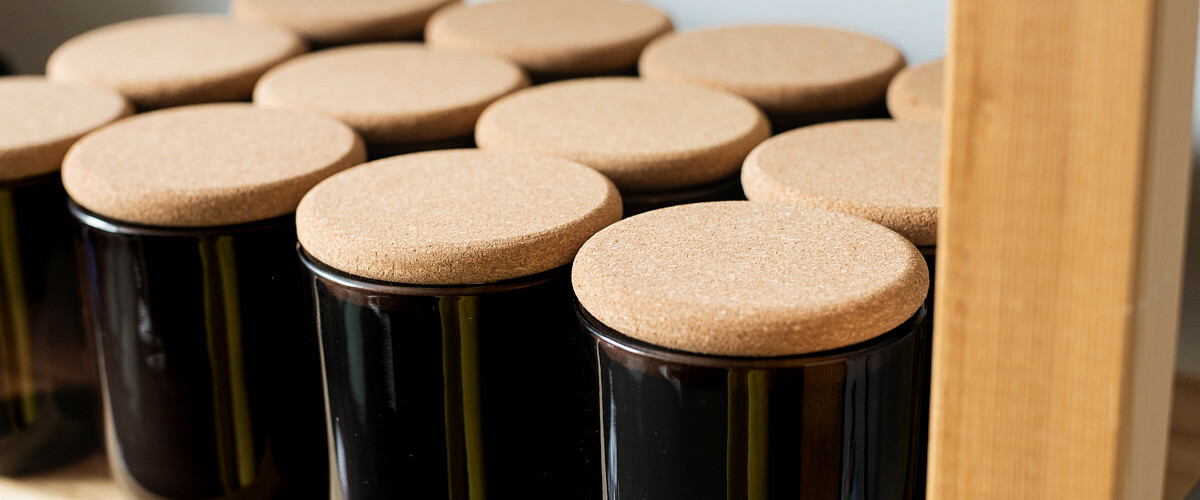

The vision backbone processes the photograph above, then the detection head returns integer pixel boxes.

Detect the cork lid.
[573,201,928,357]
[425,0,673,77]
[47,15,306,110]
[0,77,131,182]
[475,78,770,191]
[639,25,905,116]
[62,103,365,227]
[742,120,941,246]
[887,59,944,123]
[231,0,456,45]
[297,149,622,285]
[254,43,528,144]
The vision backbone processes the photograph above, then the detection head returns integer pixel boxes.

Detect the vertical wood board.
[931,0,1197,498]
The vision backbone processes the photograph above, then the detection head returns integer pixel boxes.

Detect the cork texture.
[887,59,944,123]
[47,15,306,110]
[62,103,365,227]
[742,120,941,246]
[0,77,131,182]
[426,0,673,76]
[573,201,928,357]
[232,0,456,44]
[254,43,528,144]
[296,149,622,285]
[475,78,770,191]
[639,24,905,116]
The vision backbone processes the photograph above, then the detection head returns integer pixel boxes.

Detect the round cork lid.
[231,0,456,45]
[254,43,528,144]
[639,25,905,116]
[573,201,928,357]
[0,77,131,182]
[296,149,621,285]
[742,120,941,246]
[62,103,365,227]
[475,78,770,191]
[47,15,306,110]
[888,59,944,123]
[425,0,673,76]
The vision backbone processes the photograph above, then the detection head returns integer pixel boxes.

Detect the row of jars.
[1,1,945,498]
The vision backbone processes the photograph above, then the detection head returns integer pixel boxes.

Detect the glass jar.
[72,205,326,498]
[572,202,929,499]
[62,103,364,498]
[296,149,621,499]
[231,0,456,48]
[476,78,770,217]
[580,304,926,498]
[304,256,600,499]
[639,25,905,133]
[425,0,673,83]
[0,77,129,475]
[741,119,942,497]
[47,15,305,111]
[253,43,529,161]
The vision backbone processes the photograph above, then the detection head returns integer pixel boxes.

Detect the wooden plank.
[930,0,1198,498]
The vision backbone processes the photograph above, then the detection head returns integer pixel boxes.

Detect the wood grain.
[931,0,1198,498]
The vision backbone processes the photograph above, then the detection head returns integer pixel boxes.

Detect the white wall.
[0,0,1196,376]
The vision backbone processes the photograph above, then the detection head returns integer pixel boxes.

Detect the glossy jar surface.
[621,174,745,217]
[0,174,97,475]
[71,202,327,499]
[580,304,927,500]
[303,250,599,500]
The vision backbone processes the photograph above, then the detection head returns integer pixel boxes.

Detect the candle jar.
[47,14,305,111]
[0,77,130,475]
[254,43,528,161]
[232,0,457,48]
[296,149,621,499]
[742,119,941,497]
[476,78,770,216]
[572,202,929,499]
[888,59,945,123]
[63,103,364,499]
[639,25,906,133]
[426,0,673,83]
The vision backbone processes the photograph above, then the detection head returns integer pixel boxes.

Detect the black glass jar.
[71,204,327,499]
[47,15,305,111]
[621,175,746,217]
[638,25,906,135]
[741,120,942,498]
[475,78,770,217]
[231,0,455,48]
[294,149,622,499]
[580,305,926,499]
[0,77,131,475]
[571,202,930,500]
[425,0,673,84]
[303,253,599,499]
[253,43,529,162]
[60,103,365,498]
[0,175,97,475]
